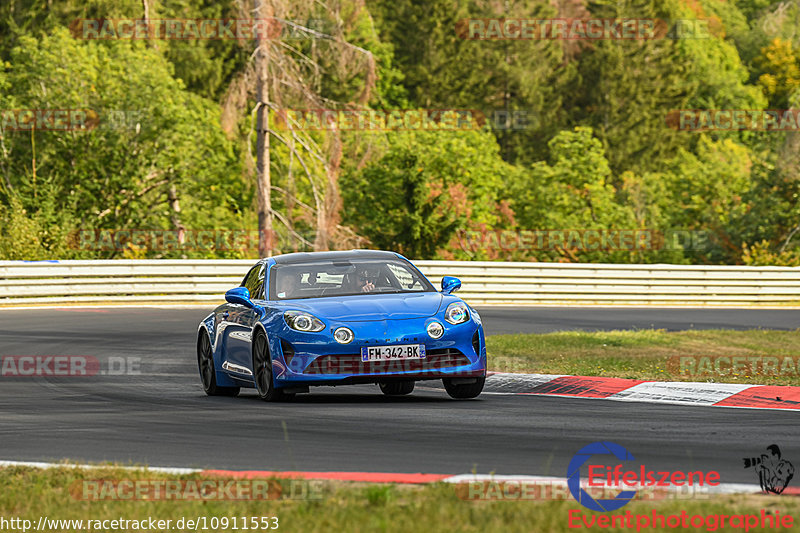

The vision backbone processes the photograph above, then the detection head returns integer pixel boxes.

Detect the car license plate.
[361,344,426,362]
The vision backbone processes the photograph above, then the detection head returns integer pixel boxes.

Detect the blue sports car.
[197,250,487,401]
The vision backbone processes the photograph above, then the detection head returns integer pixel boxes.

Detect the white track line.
[3,304,800,310]
[607,381,753,406]
[0,304,213,310]
[441,474,766,495]
[0,460,199,475]
[0,461,770,495]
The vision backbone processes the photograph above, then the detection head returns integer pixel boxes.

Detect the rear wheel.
[379,380,415,396]
[253,331,293,402]
[443,377,485,399]
[197,331,239,397]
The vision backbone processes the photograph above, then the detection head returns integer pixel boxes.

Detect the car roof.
[269,250,401,265]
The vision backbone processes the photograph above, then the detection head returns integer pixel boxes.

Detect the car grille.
[304,348,470,375]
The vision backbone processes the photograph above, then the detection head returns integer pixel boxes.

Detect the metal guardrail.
[2,259,800,307]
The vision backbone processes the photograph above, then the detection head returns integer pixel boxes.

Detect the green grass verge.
[1,466,798,533]
[486,329,800,386]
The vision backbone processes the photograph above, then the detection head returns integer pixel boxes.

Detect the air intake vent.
[472,330,481,355]
[280,339,295,365]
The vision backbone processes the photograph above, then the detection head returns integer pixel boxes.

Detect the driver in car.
[276,272,297,299]
[357,269,377,293]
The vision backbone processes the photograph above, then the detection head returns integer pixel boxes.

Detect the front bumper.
[271,316,486,386]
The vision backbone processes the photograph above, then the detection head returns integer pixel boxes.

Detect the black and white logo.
[743,444,795,494]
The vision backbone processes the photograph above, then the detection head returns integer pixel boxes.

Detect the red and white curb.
[2,461,793,496]
[484,372,800,411]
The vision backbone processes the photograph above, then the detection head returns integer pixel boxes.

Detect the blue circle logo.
[567,441,638,512]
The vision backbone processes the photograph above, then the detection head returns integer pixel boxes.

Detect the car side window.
[253,263,265,300]
[241,264,264,300]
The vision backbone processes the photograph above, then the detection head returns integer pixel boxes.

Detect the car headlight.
[284,311,325,332]
[445,302,469,324]
[427,321,444,339]
[333,327,354,344]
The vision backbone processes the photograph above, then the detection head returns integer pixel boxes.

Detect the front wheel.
[197,331,239,397]
[253,331,293,402]
[443,377,485,399]
[379,380,415,396]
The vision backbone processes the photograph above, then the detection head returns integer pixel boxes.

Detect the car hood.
[284,292,444,321]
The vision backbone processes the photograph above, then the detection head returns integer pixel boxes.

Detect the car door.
[224,262,265,372]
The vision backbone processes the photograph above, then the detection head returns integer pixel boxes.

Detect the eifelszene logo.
[568,441,721,512]
[743,444,795,494]
[568,442,638,511]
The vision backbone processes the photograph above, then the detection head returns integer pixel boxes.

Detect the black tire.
[253,331,294,402]
[443,377,485,399]
[197,331,240,397]
[379,380,415,396]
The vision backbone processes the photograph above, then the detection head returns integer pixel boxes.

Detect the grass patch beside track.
[1,466,798,533]
[486,329,800,386]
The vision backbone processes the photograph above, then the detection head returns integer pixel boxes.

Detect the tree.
[340,127,515,258]
[369,0,573,164]
[221,0,378,255]
[0,29,243,258]
[511,127,644,262]
[755,38,800,108]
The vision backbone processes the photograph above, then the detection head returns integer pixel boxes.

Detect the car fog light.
[427,321,444,339]
[334,327,354,344]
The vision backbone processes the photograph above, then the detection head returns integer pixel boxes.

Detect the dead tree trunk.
[313,128,342,251]
[255,0,273,257]
[167,183,186,246]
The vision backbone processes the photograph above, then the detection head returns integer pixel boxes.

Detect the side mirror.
[441,276,461,295]
[225,287,254,308]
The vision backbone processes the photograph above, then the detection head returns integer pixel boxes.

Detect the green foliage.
[0,194,79,260]
[0,0,798,265]
[732,0,776,21]
[340,128,515,259]
[369,0,573,164]
[754,38,800,108]
[488,328,800,386]
[364,485,394,506]
[0,28,244,258]
[156,0,250,101]
[662,136,754,260]
[512,127,660,262]
[742,240,800,266]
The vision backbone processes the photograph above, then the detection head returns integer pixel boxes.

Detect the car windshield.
[268,258,435,300]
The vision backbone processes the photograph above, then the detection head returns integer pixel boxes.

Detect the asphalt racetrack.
[0,307,798,483]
